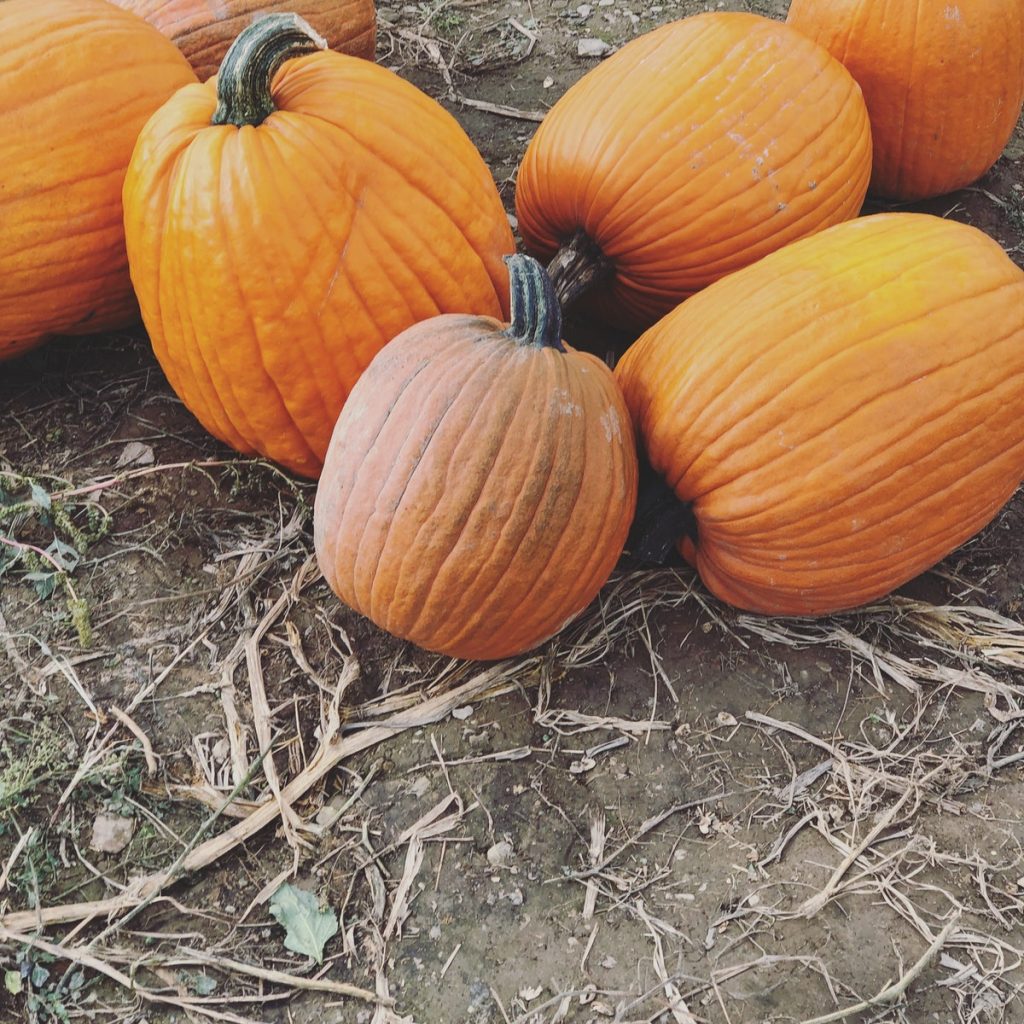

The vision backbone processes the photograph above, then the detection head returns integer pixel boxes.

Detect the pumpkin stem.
[212,13,327,127]
[547,230,613,311]
[504,254,565,351]
[626,460,698,565]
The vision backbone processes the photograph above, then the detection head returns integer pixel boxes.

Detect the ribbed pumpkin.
[123,14,514,479]
[313,255,639,661]
[515,12,872,332]
[0,0,196,362]
[110,0,375,80]
[615,213,1024,616]
[787,0,1024,202]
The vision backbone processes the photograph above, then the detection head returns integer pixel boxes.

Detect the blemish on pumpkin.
[551,388,582,416]
[600,407,623,444]
[808,180,818,190]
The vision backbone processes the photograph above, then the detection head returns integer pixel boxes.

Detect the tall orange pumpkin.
[314,255,638,661]
[615,213,1024,616]
[110,0,376,80]
[0,0,196,361]
[787,0,1024,201]
[515,12,872,332]
[123,14,514,479]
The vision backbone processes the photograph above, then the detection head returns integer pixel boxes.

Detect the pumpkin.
[787,0,1024,202]
[110,0,376,81]
[313,255,639,661]
[615,213,1024,616]
[0,0,196,362]
[123,13,514,479]
[515,12,872,332]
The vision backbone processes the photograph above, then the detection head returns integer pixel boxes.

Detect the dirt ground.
[3,1,1024,1022]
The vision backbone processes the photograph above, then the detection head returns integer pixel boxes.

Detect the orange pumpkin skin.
[515,12,872,332]
[110,0,376,80]
[615,213,1024,616]
[314,256,639,661]
[124,17,514,479]
[0,0,196,361]
[787,0,1024,202]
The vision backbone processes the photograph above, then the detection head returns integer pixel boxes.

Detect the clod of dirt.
[89,812,134,854]
[486,839,514,869]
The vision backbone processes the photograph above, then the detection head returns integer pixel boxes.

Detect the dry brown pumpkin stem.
[626,463,699,566]
[546,228,613,311]
[211,13,327,128]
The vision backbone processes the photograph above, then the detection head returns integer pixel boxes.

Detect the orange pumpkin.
[110,0,376,81]
[615,213,1024,616]
[0,0,196,361]
[123,13,514,479]
[314,255,639,661]
[515,12,872,332]
[788,0,1024,201]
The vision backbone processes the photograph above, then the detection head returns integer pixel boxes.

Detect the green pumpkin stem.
[547,230,613,311]
[212,13,327,128]
[504,254,565,351]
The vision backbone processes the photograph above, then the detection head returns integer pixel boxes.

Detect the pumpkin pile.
[4,1,1024,659]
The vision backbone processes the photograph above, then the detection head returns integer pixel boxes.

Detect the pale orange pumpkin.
[111,0,376,80]
[314,255,639,661]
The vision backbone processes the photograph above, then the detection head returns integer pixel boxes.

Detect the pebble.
[89,812,134,854]
[486,839,514,868]
[577,38,611,57]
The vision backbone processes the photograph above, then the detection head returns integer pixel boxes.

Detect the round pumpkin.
[110,0,376,81]
[313,255,639,661]
[615,213,1024,616]
[515,12,872,332]
[0,0,196,362]
[787,0,1024,201]
[123,14,514,479]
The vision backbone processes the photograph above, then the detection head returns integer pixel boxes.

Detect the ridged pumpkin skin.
[124,18,514,479]
[110,0,376,80]
[0,0,196,361]
[314,257,639,661]
[615,213,1024,616]
[787,0,1024,202]
[515,12,872,331]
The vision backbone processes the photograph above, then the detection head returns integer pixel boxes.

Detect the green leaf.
[4,970,22,995]
[268,883,338,964]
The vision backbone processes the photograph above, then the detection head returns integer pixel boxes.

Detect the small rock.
[315,790,350,826]
[542,76,555,88]
[115,441,155,469]
[600,954,617,969]
[576,3,593,15]
[577,37,611,57]
[429,924,442,940]
[90,812,134,854]
[407,775,431,798]
[452,705,474,720]
[486,840,514,869]
[520,985,543,1001]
